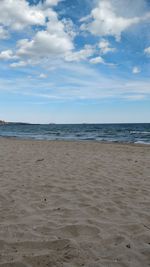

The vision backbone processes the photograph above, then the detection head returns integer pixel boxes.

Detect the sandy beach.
[0,138,150,267]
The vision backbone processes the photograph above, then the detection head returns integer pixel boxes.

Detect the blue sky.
[0,0,150,123]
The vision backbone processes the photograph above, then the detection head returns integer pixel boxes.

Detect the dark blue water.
[0,123,150,144]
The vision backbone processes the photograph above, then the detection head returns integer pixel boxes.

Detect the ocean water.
[0,123,150,144]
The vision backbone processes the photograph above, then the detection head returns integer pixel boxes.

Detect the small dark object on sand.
[36,158,44,162]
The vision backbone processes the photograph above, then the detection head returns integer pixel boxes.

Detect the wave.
[130,131,150,134]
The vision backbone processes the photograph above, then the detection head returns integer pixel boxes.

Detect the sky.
[0,0,150,123]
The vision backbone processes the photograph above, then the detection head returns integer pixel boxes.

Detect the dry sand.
[0,138,150,267]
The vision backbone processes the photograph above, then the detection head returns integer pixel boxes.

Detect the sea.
[0,123,150,144]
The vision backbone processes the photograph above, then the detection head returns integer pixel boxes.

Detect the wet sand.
[0,138,150,267]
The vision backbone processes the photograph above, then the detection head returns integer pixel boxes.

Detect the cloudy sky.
[0,0,150,123]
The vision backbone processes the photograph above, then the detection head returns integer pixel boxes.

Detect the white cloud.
[0,1,77,66]
[89,56,116,66]
[44,0,60,6]
[99,39,115,54]
[39,73,47,79]
[0,0,46,31]
[89,56,104,64]
[65,45,94,62]
[10,61,28,68]
[16,29,73,60]
[0,50,18,60]
[62,18,77,39]
[8,7,75,65]
[81,0,150,41]
[132,66,141,74]
[144,46,150,55]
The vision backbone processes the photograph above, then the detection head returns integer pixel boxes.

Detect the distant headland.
[0,120,31,125]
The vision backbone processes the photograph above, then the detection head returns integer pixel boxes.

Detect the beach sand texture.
[0,138,150,267]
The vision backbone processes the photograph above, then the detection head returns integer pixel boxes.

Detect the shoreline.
[0,135,150,147]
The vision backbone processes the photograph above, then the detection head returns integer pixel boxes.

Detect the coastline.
[0,135,150,147]
[0,138,150,266]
